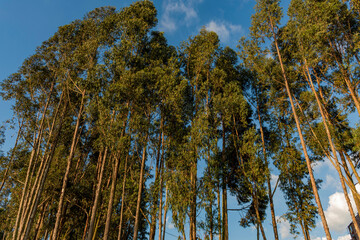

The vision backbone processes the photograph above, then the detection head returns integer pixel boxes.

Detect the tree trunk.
[221,119,228,240]
[217,183,222,240]
[117,153,129,240]
[340,151,360,213]
[133,137,148,240]
[253,189,267,240]
[149,124,163,240]
[190,160,197,240]
[162,185,168,240]
[256,103,279,240]
[158,129,165,240]
[102,153,120,240]
[103,118,128,240]
[86,148,108,240]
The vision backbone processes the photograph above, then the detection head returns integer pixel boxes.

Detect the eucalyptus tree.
[178,28,220,240]
[238,37,280,240]
[249,0,332,238]
[1,27,74,239]
[283,0,360,235]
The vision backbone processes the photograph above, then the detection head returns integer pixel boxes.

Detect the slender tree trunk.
[86,148,108,240]
[102,153,120,240]
[340,151,360,213]
[133,136,148,240]
[298,218,307,240]
[221,119,228,240]
[82,212,90,240]
[256,102,279,240]
[344,152,360,186]
[161,185,168,240]
[253,189,267,240]
[149,122,163,240]
[117,154,129,240]
[158,129,165,240]
[190,160,197,240]
[304,223,311,240]
[33,201,47,240]
[52,92,85,240]
[217,183,222,240]
[103,118,128,240]
[269,16,332,239]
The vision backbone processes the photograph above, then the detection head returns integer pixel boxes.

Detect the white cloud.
[205,20,242,43]
[270,174,279,188]
[159,0,199,32]
[323,174,341,191]
[276,216,291,239]
[337,234,351,240]
[312,157,334,172]
[324,192,352,232]
[313,237,326,240]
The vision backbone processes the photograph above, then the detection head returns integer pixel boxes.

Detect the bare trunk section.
[102,153,120,240]
[340,151,360,213]
[103,118,128,240]
[158,128,165,240]
[256,103,279,240]
[133,136,148,240]
[117,153,129,240]
[189,159,197,240]
[161,185,168,240]
[221,119,228,240]
[149,122,163,240]
[253,188,266,240]
[217,183,222,240]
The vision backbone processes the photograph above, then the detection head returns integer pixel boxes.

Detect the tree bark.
[133,136,148,240]
[161,185,168,240]
[103,118,128,240]
[256,103,279,240]
[117,153,129,240]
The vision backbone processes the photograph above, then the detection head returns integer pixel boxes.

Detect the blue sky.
[0,0,356,239]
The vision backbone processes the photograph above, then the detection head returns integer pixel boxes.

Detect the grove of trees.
[1,0,360,239]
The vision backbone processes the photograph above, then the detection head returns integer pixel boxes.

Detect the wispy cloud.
[276,216,291,239]
[324,192,352,232]
[337,234,351,240]
[205,20,242,43]
[159,0,200,32]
